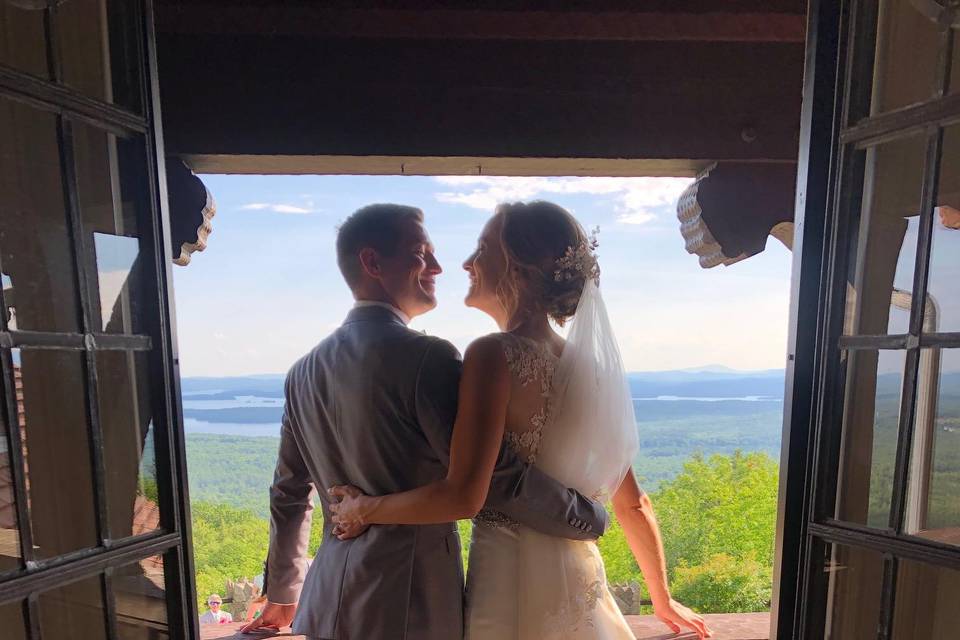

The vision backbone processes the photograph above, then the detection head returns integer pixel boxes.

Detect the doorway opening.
[172,168,793,638]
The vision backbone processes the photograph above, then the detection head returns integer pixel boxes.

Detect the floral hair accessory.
[554,226,600,285]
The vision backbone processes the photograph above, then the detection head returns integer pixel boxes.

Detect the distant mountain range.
[627,366,785,399]
[182,366,787,396]
[179,367,790,425]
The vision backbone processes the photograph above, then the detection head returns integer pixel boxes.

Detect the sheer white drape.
[537,278,638,500]
[515,279,639,639]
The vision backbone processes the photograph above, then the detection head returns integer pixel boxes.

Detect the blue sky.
[172,175,795,377]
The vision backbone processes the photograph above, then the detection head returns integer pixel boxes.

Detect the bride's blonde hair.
[494,200,598,327]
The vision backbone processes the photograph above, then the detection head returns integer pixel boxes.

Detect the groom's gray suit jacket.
[266,305,607,640]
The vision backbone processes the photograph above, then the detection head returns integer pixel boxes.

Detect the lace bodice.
[499,332,560,463]
[475,333,560,530]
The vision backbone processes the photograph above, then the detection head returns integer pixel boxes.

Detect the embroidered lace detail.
[501,336,556,389]
[500,333,558,464]
[472,334,559,530]
[541,554,605,639]
[505,427,543,464]
[474,508,520,530]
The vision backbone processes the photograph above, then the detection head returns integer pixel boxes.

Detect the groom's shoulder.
[389,329,461,365]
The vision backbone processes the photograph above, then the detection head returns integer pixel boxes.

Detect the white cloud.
[432,176,692,226]
[240,202,314,214]
[616,211,656,225]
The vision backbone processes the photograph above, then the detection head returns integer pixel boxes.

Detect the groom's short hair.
[336,203,424,287]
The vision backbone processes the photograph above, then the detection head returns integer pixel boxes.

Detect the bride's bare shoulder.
[462,334,510,372]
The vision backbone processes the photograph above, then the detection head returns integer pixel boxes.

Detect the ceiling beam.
[181,154,720,177]
[157,6,805,43]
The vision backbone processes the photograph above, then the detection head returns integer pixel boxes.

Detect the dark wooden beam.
[157,6,806,43]
[158,35,803,162]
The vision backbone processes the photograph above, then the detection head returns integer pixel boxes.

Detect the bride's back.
[494,332,563,464]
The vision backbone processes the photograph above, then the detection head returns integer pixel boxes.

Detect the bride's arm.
[330,336,510,524]
[613,471,712,639]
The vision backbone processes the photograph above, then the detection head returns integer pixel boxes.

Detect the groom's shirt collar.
[352,300,411,325]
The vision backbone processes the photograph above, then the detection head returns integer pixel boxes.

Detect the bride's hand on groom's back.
[654,598,712,639]
[332,520,369,540]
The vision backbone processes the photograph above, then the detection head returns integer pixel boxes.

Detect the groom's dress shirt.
[266,304,607,640]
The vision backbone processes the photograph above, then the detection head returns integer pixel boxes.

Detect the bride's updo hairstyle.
[495,200,598,327]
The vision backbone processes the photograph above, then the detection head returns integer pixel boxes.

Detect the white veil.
[536,277,638,500]
[516,277,640,639]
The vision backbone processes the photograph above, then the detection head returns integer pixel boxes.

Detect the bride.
[330,200,710,640]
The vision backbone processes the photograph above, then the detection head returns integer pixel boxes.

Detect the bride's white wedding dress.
[465,281,640,640]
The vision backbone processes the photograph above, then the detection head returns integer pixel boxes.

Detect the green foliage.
[597,510,636,586]
[653,451,778,571]
[671,553,772,613]
[594,452,779,614]
[191,500,324,609]
[191,501,270,608]
[187,431,783,615]
[458,519,473,568]
[633,410,783,491]
[186,434,282,518]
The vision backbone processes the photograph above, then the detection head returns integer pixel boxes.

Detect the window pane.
[927,125,960,333]
[0,96,80,332]
[892,559,960,639]
[0,354,23,573]
[819,543,884,639]
[97,350,160,540]
[835,349,904,528]
[844,134,926,336]
[0,3,49,78]
[0,600,27,640]
[54,0,143,113]
[906,349,960,545]
[113,554,169,639]
[868,0,940,115]
[72,123,150,334]
[39,575,107,640]
[17,348,99,558]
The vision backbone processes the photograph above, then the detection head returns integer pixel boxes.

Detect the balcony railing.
[198,612,771,640]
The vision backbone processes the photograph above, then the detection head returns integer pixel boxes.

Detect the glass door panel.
[0,371,22,575]
[0,600,27,640]
[54,0,143,113]
[17,348,100,558]
[0,3,49,78]
[0,96,80,333]
[113,553,170,639]
[891,559,960,639]
[843,134,926,337]
[820,543,884,640]
[38,575,108,640]
[928,124,960,333]
[97,350,160,541]
[835,349,905,527]
[869,0,940,115]
[72,121,151,334]
[906,349,960,545]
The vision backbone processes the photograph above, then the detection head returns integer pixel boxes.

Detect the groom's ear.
[358,247,382,279]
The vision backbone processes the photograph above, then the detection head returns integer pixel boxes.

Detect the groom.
[243,204,608,639]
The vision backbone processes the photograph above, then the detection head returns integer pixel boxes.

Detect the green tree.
[671,553,772,613]
[652,451,778,571]
[192,501,270,608]
[595,451,779,613]
[191,500,324,609]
